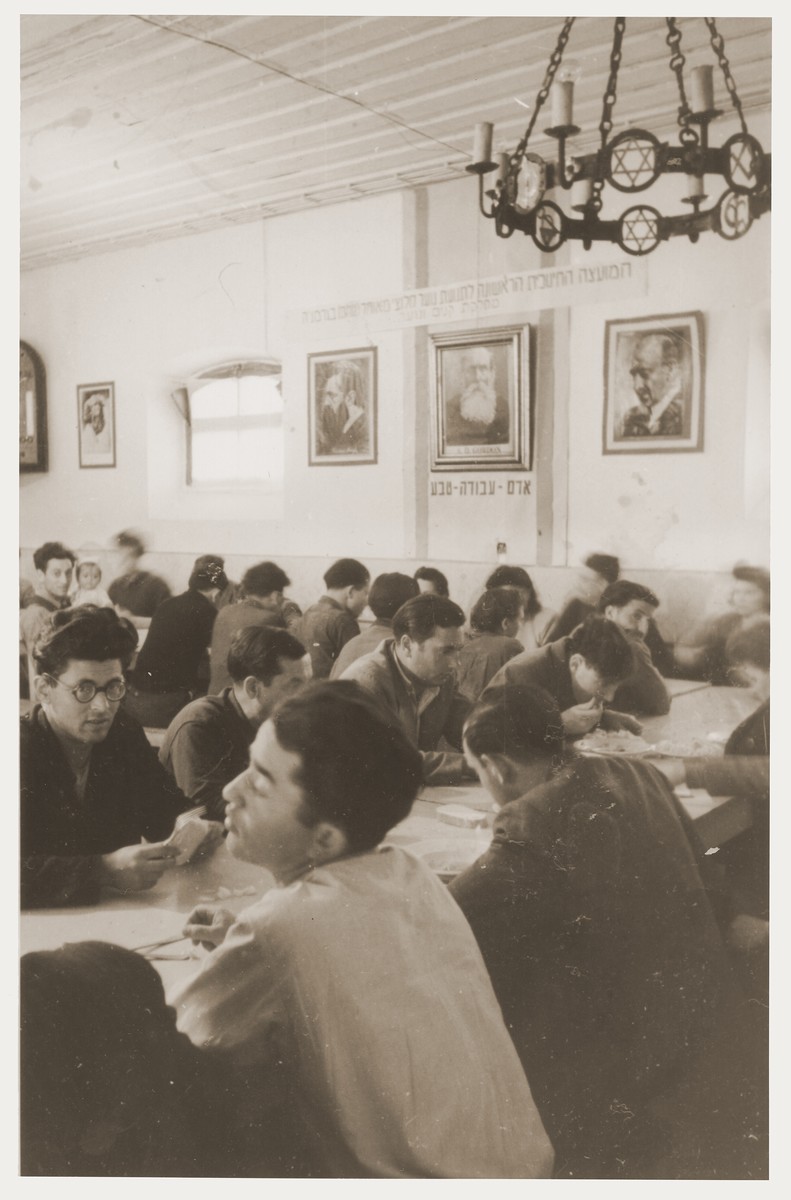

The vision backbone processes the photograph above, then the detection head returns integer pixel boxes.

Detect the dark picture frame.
[603,312,704,454]
[431,326,529,471]
[77,382,116,468]
[308,348,377,466]
[20,340,48,473]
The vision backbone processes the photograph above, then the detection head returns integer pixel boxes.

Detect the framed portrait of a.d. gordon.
[430,326,530,471]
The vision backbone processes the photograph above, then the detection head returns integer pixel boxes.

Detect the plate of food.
[576,728,654,756]
[407,838,488,883]
[646,737,723,759]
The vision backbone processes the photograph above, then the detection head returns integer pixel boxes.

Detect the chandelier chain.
[511,16,575,167]
[705,17,748,135]
[590,17,626,212]
[665,18,695,136]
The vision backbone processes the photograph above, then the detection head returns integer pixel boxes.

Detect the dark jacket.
[450,754,735,1175]
[686,700,769,921]
[455,632,524,703]
[131,588,217,693]
[339,639,471,784]
[209,598,292,694]
[159,689,254,823]
[543,599,673,676]
[297,596,360,680]
[20,706,188,908]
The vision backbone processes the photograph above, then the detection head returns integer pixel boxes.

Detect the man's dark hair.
[726,617,770,672]
[392,594,466,643]
[368,573,419,620]
[463,684,567,765]
[583,553,620,584]
[323,558,370,590]
[470,587,524,635]
[33,542,76,573]
[484,565,540,617]
[732,565,770,609]
[598,580,659,612]
[567,614,633,682]
[33,605,138,676]
[227,625,306,685]
[188,555,228,593]
[241,561,290,598]
[114,529,146,558]
[271,681,422,853]
[413,566,449,598]
[21,942,185,1172]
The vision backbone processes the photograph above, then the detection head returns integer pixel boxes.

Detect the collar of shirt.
[390,643,441,716]
[646,382,681,432]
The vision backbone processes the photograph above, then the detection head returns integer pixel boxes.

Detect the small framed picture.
[308,348,377,466]
[431,326,529,471]
[77,382,116,468]
[603,312,704,454]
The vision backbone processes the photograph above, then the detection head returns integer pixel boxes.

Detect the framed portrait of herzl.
[603,312,704,454]
[308,347,377,466]
[430,326,530,471]
[77,382,116,469]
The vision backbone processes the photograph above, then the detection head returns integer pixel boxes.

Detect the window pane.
[238,425,284,481]
[238,375,282,417]
[189,379,237,420]
[190,429,239,482]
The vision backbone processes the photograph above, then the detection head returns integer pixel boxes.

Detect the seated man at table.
[297,557,370,679]
[20,541,76,698]
[339,593,475,783]
[329,571,419,679]
[455,587,525,702]
[20,606,191,909]
[597,580,670,715]
[651,618,770,1001]
[450,684,761,1179]
[160,625,309,822]
[485,613,639,738]
[209,561,296,694]
[172,682,553,1179]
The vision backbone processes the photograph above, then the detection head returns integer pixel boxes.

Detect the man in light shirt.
[171,681,553,1179]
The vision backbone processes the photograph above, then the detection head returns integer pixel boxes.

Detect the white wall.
[21,113,770,584]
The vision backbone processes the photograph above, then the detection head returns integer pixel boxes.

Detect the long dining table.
[19,681,758,992]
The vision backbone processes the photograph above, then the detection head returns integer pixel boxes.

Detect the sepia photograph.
[432,326,529,470]
[604,312,704,454]
[77,382,116,468]
[17,12,772,1185]
[308,347,377,466]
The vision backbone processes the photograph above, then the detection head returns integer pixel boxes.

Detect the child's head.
[76,559,101,590]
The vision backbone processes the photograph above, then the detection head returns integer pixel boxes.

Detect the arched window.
[181,359,282,488]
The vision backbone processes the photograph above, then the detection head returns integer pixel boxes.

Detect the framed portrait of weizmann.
[603,312,704,454]
[308,348,377,465]
[431,326,529,470]
[78,382,116,468]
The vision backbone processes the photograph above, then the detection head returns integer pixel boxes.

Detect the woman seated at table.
[20,605,199,909]
[455,587,525,702]
[674,564,769,685]
[484,565,554,652]
[21,940,293,1177]
[450,684,757,1179]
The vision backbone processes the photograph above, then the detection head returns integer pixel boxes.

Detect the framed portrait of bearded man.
[431,326,529,470]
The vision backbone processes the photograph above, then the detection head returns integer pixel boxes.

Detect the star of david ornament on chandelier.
[467,17,770,255]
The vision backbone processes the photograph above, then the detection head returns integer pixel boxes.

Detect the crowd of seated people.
[18,539,770,1178]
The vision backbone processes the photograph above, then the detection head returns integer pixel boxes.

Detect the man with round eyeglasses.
[20,605,196,909]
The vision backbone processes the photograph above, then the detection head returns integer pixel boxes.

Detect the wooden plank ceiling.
[21,14,772,270]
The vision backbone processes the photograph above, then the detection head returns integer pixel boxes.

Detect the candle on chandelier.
[571,177,593,210]
[473,122,494,166]
[551,80,574,127]
[689,65,714,113]
[494,153,510,188]
[685,174,705,199]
